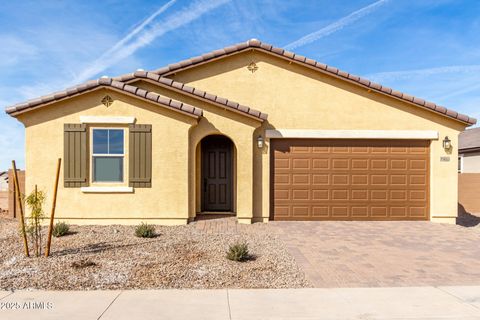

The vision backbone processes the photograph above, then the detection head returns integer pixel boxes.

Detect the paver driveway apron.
[270,220,480,287]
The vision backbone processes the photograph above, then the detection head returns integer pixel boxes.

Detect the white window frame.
[90,127,127,185]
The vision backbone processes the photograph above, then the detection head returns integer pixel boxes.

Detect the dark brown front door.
[202,135,233,211]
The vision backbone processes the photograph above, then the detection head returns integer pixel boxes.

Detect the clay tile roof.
[459,127,480,151]
[132,71,267,121]
[150,39,475,126]
[5,78,203,118]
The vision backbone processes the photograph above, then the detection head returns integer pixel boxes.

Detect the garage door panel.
[332,159,349,169]
[275,158,290,169]
[274,206,290,217]
[352,206,368,217]
[352,159,369,169]
[292,189,310,200]
[312,206,329,217]
[391,159,408,170]
[371,159,388,170]
[351,189,368,201]
[332,206,349,217]
[371,147,388,154]
[271,139,429,221]
[410,159,427,170]
[351,146,369,153]
[292,206,310,217]
[332,174,349,185]
[313,174,329,185]
[371,206,388,217]
[312,189,329,200]
[352,175,368,185]
[312,159,329,169]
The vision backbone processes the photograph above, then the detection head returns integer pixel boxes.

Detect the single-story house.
[0,171,8,191]
[458,127,480,214]
[5,39,476,225]
[0,172,8,212]
[459,127,480,173]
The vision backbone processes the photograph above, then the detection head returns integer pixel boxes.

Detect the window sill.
[81,186,133,193]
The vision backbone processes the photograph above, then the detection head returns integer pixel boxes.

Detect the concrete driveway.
[270,221,480,287]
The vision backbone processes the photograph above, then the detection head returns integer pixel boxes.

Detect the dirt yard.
[0,217,309,290]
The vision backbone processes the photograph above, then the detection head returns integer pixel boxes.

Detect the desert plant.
[226,242,250,262]
[53,222,70,237]
[134,223,156,238]
[24,187,46,257]
[71,259,96,269]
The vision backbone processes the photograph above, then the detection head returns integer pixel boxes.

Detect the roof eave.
[5,80,203,119]
[459,147,480,153]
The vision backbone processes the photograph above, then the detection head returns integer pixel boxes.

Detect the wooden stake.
[45,158,61,257]
[12,161,29,257]
[34,185,39,257]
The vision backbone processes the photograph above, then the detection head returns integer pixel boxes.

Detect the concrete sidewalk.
[0,286,479,320]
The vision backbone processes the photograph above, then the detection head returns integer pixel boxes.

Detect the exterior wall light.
[443,136,452,150]
[257,135,264,149]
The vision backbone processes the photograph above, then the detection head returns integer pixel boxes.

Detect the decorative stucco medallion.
[101,95,114,107]
[247,62,258,73]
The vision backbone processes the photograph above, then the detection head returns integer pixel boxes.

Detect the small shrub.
[25,189,46,256]
[135,223,156,238]
[226,242,250,262]
[53,222,70,237]
[71,259,96,269]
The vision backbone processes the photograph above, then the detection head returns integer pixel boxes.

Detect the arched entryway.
[200,135,234,212]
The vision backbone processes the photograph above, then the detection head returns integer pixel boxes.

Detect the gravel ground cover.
[0,217,309,290]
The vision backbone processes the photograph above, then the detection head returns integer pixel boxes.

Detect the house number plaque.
[440,156,450,162]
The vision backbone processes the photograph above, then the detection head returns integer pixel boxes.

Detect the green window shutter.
[64,124,88,188]
[129,124,152,188]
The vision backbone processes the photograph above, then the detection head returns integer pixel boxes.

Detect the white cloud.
[99,0,178,63]
[284,0,389,50]
[73,0,230,83]
[0,35,39,68]
[367,65,480,83]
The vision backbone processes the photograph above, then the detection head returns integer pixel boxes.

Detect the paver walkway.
[270,221,480,287]
[1,287,480,319]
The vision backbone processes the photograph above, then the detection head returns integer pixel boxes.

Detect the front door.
[202,135,233,211]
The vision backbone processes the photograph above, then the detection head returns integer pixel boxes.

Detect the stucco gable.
[130,39,475,126]
[5,78,203,119]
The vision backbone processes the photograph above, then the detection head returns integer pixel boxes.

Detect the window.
[92,129,124,182]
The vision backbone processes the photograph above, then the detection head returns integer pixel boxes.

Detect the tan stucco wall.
[165,50,467,223]
[17,89,197,225]
[460,152,480,173]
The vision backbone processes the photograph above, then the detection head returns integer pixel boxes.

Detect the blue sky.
[1,0,479,170]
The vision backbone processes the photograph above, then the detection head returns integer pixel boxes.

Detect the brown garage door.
[271,139,429,221]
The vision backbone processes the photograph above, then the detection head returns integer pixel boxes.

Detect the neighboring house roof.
[142,39,476,126]
[115,70,268,121]
[5,78,203,118]
[459,127,480,152]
